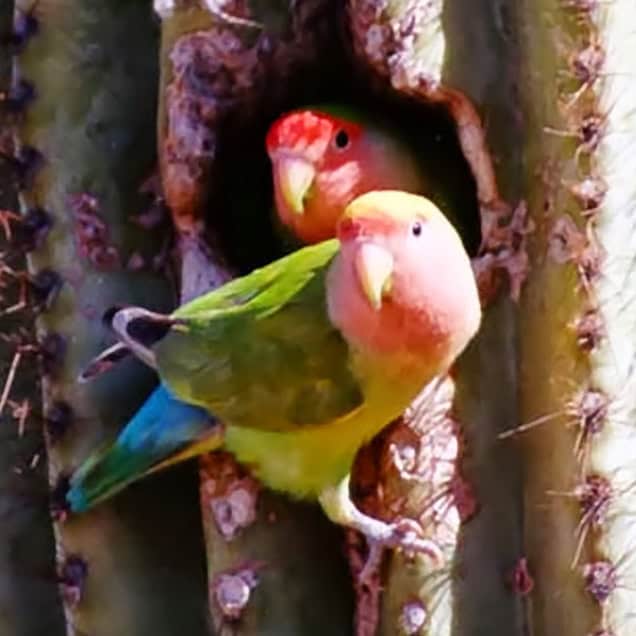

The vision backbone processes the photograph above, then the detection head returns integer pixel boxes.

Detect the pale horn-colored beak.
[354,242,394,311]
[273,154,316,215]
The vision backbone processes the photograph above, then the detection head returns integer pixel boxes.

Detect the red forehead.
[266,109,362,153]
[337,214,398,241]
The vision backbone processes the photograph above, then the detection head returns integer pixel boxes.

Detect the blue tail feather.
[67,384,215,512]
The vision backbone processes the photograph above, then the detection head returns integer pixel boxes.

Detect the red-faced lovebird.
[266,106,425,244]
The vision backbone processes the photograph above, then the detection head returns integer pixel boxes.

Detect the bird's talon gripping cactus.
[320,474,445,577]
[360,520,445,587]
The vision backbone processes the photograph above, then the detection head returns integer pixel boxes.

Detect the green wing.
[155,240,364,432]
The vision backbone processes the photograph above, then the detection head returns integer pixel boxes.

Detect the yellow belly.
[224,376,425,499]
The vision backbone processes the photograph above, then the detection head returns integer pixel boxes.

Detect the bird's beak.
[273,154,316,215]
[354,242,394,311]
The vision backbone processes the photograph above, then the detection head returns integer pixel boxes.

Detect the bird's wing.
[156,239,364,432]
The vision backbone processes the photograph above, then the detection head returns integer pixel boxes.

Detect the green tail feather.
[67,385,217,512]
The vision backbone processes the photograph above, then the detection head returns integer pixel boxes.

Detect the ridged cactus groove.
[10,0,210,634]
[517,1,636,635]
[0,4,65,631]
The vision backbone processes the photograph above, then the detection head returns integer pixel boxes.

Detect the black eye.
[411,221,422,237]
[333,129,350,150]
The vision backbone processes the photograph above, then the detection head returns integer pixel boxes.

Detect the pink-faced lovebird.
[77,105,425,379]
[67,191,480,562]
[266,106,426,244]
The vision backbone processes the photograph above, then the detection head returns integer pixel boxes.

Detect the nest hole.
[211,55,481,273]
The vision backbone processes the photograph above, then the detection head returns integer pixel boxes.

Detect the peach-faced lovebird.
[67,191,480,562]
[266,106,425,244]
[77,107,422,379]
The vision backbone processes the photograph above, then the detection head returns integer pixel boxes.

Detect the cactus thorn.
[560,39,605,109]
[0,270,28,317]
[568,475,613,566]
[2,398,32,438]
[572,308,605,351]
[561,0,606,14]
[583,560,617,604]
[0,78,36,115]
[13,145,44,188]
[50,474,72,522]
[29,269,63,311]
[45,401,73,444]
[0,209,21,240]
[9,9,39,52]
[572,389,609,464]
[543,111,606,162]
[577,113,605,154]
[58,555,89,608]
[0,349,23,418]
[11,206,52,252]
[474,200,533,302]
[570,176,608,217]
[70,193,121,270]
[549,215,603,292]
[570,42,605,84]
[38,332,67,375]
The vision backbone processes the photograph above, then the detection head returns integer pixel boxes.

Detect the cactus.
[341,2,530,635]
[157,3,356,633]
[10,0,210,634]
[517,1,636,635]
[0,4,65,632]
[3,0,636,635]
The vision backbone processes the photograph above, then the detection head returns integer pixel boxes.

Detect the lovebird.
[67,191,480,561]
[266,106,425,245]
[77,106,423,379]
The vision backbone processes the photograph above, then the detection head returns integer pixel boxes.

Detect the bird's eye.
[333,129,350,150]
[411,221,423,237]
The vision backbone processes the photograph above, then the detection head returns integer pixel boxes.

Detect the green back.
[156,240,364,431]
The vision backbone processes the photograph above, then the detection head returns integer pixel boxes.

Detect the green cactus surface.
[518,1,636,634]
[13,0,211,634]
[0,4,65,632]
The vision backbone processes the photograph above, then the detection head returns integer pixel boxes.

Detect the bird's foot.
[319,474,444,587]
[356,516,443,586]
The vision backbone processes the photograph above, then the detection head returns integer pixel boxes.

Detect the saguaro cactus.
[2,0,636,635]
[0,5,64,632]
[518,2,636,635]
[8,0,210,634]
